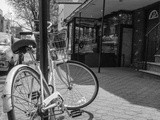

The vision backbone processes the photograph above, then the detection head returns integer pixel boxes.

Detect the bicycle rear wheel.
[7,66,50,120]
[56,60,99,110]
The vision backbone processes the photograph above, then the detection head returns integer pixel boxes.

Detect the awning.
[66,0,160,21]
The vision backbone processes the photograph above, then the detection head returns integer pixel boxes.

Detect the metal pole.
[98,0,106,73]
[39,0,48,81]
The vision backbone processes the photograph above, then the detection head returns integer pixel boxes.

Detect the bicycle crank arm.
[42,91,63,108]
[42,103,58,111]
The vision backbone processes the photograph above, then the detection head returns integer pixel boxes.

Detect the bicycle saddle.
[11,39,36,54]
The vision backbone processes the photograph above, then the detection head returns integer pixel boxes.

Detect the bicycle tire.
[56,60,99,110]
[6,66,50,120]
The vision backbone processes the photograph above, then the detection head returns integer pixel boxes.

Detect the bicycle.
[2,22,99,120]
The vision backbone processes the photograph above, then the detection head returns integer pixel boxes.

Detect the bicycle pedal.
[54,109,64,115]
[70,109,83,118]
[28,91,40,100]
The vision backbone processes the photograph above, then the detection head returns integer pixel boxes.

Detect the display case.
[74,18,97,54]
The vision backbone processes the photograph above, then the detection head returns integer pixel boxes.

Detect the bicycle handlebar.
[19,32,33,35]
[20,20,53,36]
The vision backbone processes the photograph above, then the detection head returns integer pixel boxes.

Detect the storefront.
[65,0,160,68]
[67,10,133,67]
[67,17,118,67]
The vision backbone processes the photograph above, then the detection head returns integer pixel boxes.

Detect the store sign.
[149,10,159,20]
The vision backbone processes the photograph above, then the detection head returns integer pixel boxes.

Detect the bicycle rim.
[8,67,48,120]
[56,60,99,110]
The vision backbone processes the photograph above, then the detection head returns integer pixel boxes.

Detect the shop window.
[102,34,118,54]
[101,10,132,54]
[74,18,97,54]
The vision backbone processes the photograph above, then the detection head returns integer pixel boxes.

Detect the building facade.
[65,0,160,68]
[0,9,12,33]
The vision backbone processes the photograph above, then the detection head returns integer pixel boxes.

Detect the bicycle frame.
[2,22,98,120]
[27,47,72,112]
[2,48,71,115]
[47,47,72,88]
[3,28,72,115]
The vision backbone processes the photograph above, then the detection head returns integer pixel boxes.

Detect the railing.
[144,21,160,69]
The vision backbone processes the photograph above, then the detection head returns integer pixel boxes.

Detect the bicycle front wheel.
[7,66,50,120]
[56,60,99,110]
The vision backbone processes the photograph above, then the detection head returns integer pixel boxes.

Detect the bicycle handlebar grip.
[19,32,33,35]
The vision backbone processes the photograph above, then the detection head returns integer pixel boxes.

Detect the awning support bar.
[98,0,106,73]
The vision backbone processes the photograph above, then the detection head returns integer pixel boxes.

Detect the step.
[139,69,160,79]
[155,55,160,63]
[147,62,160,73]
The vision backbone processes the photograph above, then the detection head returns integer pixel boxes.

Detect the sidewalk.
[86,67,160,120]
[1,67,160,120]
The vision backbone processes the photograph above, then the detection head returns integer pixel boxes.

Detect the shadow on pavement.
[56,110,94,120]
[92,67,160,110]
[83,110,94,120]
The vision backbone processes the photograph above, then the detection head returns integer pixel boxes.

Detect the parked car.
[0,32,19,71]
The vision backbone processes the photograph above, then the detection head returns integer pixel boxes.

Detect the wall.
[132,2,160,68]
[132,8,145,68]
